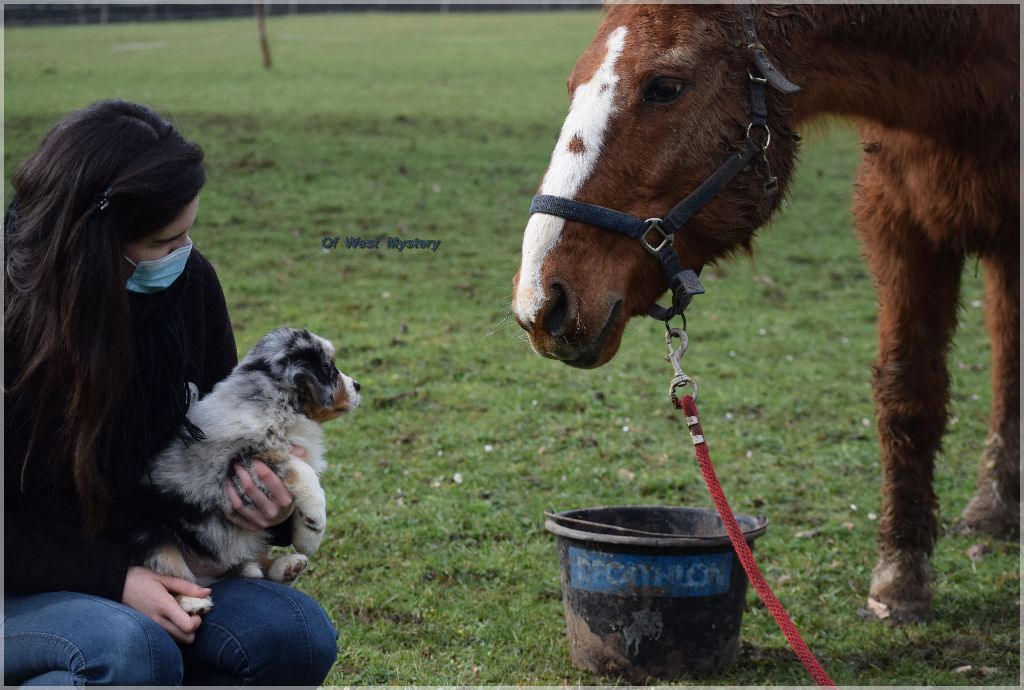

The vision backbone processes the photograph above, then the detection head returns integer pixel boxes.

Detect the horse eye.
[644,77,687,103]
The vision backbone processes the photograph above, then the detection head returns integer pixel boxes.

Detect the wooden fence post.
[255,2,272,70]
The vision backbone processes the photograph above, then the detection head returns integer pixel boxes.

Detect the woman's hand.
[122,566,209,644]
[223,446,302,531]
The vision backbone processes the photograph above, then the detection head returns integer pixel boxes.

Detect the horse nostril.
[543,282,572,337]
[353,380,361,392]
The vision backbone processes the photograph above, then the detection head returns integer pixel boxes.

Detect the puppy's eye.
[643,77,687,103]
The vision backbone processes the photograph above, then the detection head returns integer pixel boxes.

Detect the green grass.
[5,11,1018,686]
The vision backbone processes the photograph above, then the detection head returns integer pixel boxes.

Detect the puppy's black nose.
[353,379,361,392]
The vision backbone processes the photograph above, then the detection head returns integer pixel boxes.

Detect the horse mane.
[774,4,994,64]
[599,4,1013,70]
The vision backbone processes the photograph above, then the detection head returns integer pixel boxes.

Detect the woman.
[4,99,338,685]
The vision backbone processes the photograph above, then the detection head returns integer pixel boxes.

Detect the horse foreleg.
[959,250,1020,535]
[857,191,964,623]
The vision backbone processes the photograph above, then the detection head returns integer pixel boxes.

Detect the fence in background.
[4,2,594,26]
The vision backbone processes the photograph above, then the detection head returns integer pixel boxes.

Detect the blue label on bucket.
[568,546,733,597]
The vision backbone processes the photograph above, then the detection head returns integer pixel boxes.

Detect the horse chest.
[857,127,1017,252]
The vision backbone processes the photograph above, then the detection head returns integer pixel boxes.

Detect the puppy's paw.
[177,595,214,616]
[298,509,325,534]
[239,561,264,579]
[267,553,309,584]
[292,508,326,555]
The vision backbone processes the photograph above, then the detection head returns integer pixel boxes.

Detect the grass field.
[4,11,1019,686]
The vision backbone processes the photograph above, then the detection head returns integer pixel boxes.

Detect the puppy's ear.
[293,372,334,408]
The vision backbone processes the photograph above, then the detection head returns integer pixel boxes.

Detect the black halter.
[529,5,800,323]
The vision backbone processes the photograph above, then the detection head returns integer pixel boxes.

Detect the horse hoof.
[868,553,931,624]
[863,596,929,623]
[956,493,1019,538]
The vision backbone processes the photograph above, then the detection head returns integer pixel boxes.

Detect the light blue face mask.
[124,237,192,294]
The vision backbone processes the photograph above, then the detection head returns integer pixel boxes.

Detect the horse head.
[513,4,800,367]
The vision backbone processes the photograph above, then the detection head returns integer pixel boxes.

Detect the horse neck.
[766,5,1019,140]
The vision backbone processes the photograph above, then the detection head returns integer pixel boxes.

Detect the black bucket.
[544,505,768,681]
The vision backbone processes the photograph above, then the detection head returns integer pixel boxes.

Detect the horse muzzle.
[515,279,624,368]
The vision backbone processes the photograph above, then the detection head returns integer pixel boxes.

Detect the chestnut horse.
[512,4,1018,622]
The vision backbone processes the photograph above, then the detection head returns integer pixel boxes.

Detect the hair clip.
[95,187,112,211]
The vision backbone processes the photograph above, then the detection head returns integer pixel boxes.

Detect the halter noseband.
[529,5,800,323]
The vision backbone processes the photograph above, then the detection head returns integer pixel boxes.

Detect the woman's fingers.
[234,464,281,528]
[158,574,211,599]
[223,460,297,530]
[254,462,295,526]
[161,577,203,642]
[223,479,264,531]
[158,575,209,638]
[159,611,202,644]
[253,462,294,509]
[155,576,207,644]
[234,465,268,514]
[121,567,209,645]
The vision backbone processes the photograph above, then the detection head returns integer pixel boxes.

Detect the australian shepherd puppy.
[131,327,360,614]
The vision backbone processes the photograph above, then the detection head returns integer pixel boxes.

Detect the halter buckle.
[640,218,672,255]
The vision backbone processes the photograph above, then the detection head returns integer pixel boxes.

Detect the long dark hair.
[5,99,206,534]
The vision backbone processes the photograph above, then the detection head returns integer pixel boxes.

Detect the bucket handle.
[544,510,737,541]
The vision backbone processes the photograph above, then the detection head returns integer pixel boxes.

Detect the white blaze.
[514,25,627,324]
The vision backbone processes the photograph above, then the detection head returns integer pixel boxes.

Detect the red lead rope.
[678,394,836,686]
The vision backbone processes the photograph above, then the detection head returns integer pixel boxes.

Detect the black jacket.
[4,248,239,601]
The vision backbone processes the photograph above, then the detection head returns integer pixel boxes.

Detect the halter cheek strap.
[529,83,766,322]
[528,4,799,323]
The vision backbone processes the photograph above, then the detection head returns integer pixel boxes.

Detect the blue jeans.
[3,578,338,686]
